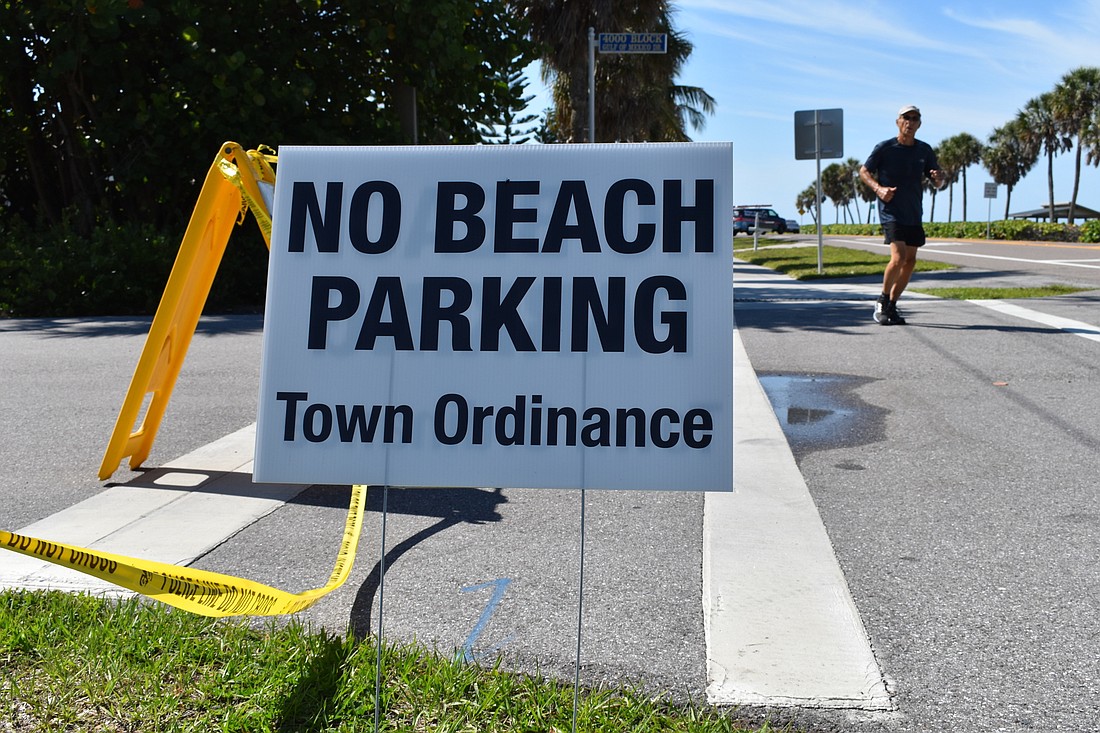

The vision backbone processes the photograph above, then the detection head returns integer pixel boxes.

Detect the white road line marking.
[831,238,1100,270]
[923,249,1100,270]
[967,300,1100,342]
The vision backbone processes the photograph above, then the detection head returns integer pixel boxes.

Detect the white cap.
[898,105,920,117]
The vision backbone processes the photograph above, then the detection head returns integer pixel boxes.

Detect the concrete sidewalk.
[0,428,308,595]
[703,333,890,709]
[699,265,891,709]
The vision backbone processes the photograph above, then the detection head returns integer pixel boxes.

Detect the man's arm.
[860,165,896,203]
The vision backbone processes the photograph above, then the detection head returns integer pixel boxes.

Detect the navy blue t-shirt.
[863,138,938,226]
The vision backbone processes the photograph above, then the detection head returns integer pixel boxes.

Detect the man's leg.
[875,240,918,324]
[885,241,919,301]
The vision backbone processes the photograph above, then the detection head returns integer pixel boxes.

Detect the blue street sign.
[598,33,668,54]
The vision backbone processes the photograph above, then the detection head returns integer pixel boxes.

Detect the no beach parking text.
[297,176,711,355]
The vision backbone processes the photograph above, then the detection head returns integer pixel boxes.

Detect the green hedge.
[1080,220,1100,243]
[0,214,268,318]
[802,219,1100,243]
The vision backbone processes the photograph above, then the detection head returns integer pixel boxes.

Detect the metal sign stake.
[587,28,596,143]
[815,113,824,274]
[572,487,588,733]
[373,485,390,733]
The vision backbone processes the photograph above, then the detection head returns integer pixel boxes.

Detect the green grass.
[909,284,1092,299]
[734,244,955,280]
[1,590,791,733]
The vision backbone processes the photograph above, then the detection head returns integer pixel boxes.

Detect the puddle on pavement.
[757,373,885,456]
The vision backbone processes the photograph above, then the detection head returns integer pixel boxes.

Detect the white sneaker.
[873,299,888,324]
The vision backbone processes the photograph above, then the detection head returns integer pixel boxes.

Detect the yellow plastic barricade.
[99,142,275,480]
[1,144,373,617]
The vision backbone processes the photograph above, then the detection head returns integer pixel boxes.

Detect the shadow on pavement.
[735,302,879,333]
[914,322,1061,334]
[346,486,508,640]
[0,313,264,338]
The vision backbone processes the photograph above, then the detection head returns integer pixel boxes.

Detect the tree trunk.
[5,53,64,224]
[569,71,588,142]
[961,168,968,223]
[1047,150,1056,222]
[1069,140,1082,224]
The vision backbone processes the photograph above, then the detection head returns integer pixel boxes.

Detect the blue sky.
[525,0,1100,225]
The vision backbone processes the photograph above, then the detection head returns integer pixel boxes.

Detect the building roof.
[1009,202,1100,221]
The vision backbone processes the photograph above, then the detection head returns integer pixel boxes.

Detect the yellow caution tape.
[1,484,367,618]
[218,144,277,247]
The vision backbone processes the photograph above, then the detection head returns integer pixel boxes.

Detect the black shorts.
[883,222,926,247]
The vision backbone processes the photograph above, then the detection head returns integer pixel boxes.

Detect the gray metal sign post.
[587,29,668,143]
[587,28,596,142]
[795,109,843,274]
[580,31,669,733]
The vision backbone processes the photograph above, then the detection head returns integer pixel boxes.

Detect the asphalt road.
[804,233,1100,290]
[3,235,1100,732]
[735,236,1100,731]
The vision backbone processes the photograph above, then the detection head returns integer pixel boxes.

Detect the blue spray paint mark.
[460,578,512,662]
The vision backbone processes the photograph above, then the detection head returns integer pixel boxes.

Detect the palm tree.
[517,0,713,142]
[935,136,964,222]
[597,24,715,141]
[848,157,876,223]
[1017,93,1072,221]
[956,133,984,223]
[923,175,940,223]
[1083,109,1100,195]
[796,184,824,227]
[518,0,599,142]
[821,162,854,223]
[982,119,1039,218]
[1051,67,1100,223]
[937,133,983,222]
[1085,110,1100,167]
[669,83,717,139]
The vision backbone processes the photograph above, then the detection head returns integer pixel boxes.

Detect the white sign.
[254,143,733,491]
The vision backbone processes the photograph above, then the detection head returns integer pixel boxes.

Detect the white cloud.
[940,3,1100,81]
[680,0,958,54]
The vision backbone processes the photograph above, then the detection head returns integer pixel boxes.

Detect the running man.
[859,105,946,325]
